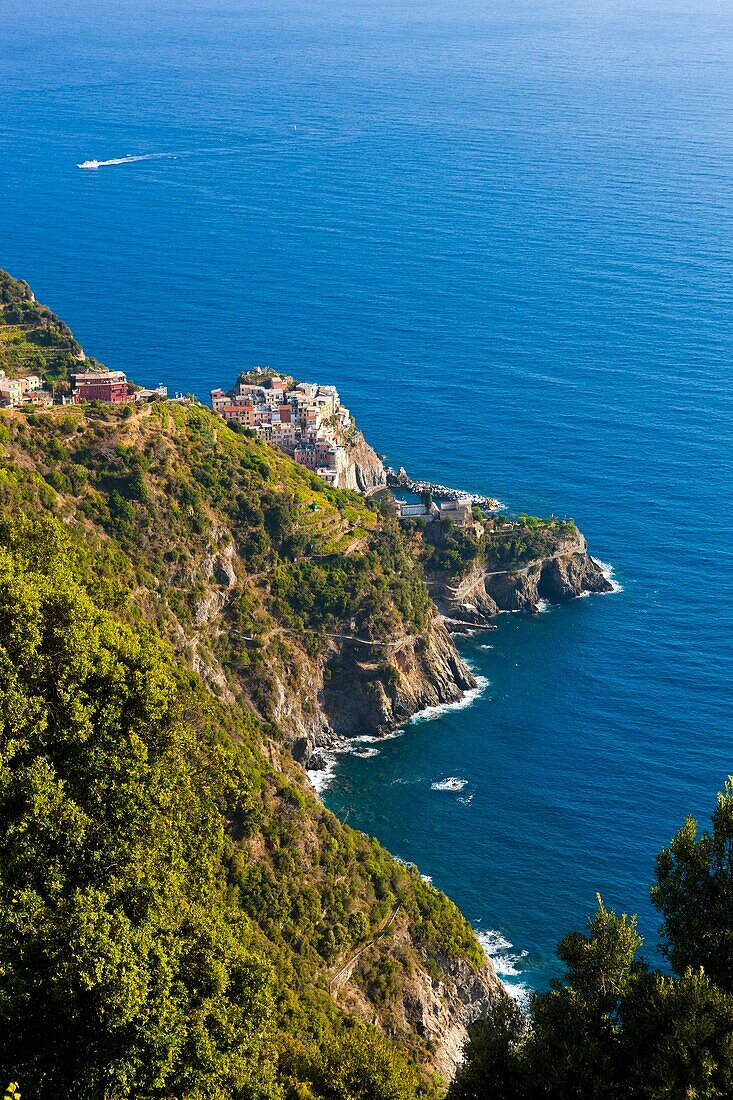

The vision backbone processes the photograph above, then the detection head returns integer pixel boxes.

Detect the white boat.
[77,160,101,170]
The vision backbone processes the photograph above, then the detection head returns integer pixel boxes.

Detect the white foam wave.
[307,731,397,793]
[307,753,338,794]
[431,776,468,791]
[478,643,494,651]
[536,599,550,613]
[595,558,624,594]
[476,929,531,1009]
[409,676,489,724]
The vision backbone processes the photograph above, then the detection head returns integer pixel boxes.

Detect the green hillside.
[0,271,86,382]
[0,274,497,1098]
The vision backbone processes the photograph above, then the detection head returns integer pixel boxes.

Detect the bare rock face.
[322,614,476,738]
[334,914,505,1081]
[484,563,543,611]
[213,552,237,588]
[539,553,613,600]
[481,550,612,614]
[402,953,505,1078]
[339,431,387,494]
[428,561,499,628]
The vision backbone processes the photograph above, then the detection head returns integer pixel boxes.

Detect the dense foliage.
[416,513,578,580]
[450,784,733,1100]
[0,520,278,1097]
[0,401,434,728]
[0,515,460,1098]
[0,276,487,1096]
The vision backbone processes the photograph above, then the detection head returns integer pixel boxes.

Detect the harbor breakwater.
[386,467,502,511]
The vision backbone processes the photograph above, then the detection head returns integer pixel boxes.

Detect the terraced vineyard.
[0,269,85,381]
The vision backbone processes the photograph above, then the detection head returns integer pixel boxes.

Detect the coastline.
[309,556,621,795]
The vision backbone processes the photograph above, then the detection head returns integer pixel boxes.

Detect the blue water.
[3,0,733,992]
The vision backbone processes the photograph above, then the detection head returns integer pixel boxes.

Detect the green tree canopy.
[450,783,733,1100]
[0,533,279,1098]
[652,779,733,989]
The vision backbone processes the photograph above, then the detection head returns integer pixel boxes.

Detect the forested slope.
[0,272,503,1096]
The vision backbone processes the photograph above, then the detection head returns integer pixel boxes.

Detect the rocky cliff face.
[338,430,387,494]
[539,551,612,601]
[428,560,500,627]
[483,550,613,612]
[322,613,476,739]
[432,544,613,625]
[333,910,505,1079]
[404,952,505,1078]
[186,535,477,771]
[483,563,544,612]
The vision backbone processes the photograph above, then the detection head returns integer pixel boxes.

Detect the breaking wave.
[596,559,623,594]
[431,776,468,791]
[307,753,337,794]
[476,929,531,1008]
[409,675,489,724]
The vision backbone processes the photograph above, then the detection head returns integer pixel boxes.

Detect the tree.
[621,968,733,1099]
[450,785,733,1100]
[449,899,642,1100]
[652,779,733,989]
[283,1025,424,1100]
[448,998,526,1100]
[0,536,280,1098]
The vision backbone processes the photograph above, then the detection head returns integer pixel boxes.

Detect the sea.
[2,0,732,997]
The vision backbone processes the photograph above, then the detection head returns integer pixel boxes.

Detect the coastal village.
[210,372,353,489]
[209,371,497,529]
[0,351,493,534]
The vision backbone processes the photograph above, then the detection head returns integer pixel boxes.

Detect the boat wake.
[77,152,186,170]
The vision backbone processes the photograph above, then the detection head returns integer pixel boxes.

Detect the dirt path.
[329,903,402,994]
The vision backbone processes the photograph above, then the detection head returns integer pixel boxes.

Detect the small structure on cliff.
[393,494,476,530]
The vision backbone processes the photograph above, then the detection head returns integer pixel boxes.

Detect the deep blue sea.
[3,0,732,994]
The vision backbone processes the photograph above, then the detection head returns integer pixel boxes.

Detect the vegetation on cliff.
[0,275,498,1096]
[411,513,578,581]
[0,512,485,1098]
[0,271,87,383]
[450,783,733,1099]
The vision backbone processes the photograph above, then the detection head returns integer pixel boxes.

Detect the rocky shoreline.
[305,536,617,791]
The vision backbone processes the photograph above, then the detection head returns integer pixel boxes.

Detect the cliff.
[0,271,615,1094]
[322,614,476,740]
[0,392,496,1083]
[0,509,502,1097]
[339,429,387,494]
[0,269,86,381]
[421,517,612,625]
[333,908,503,1079]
